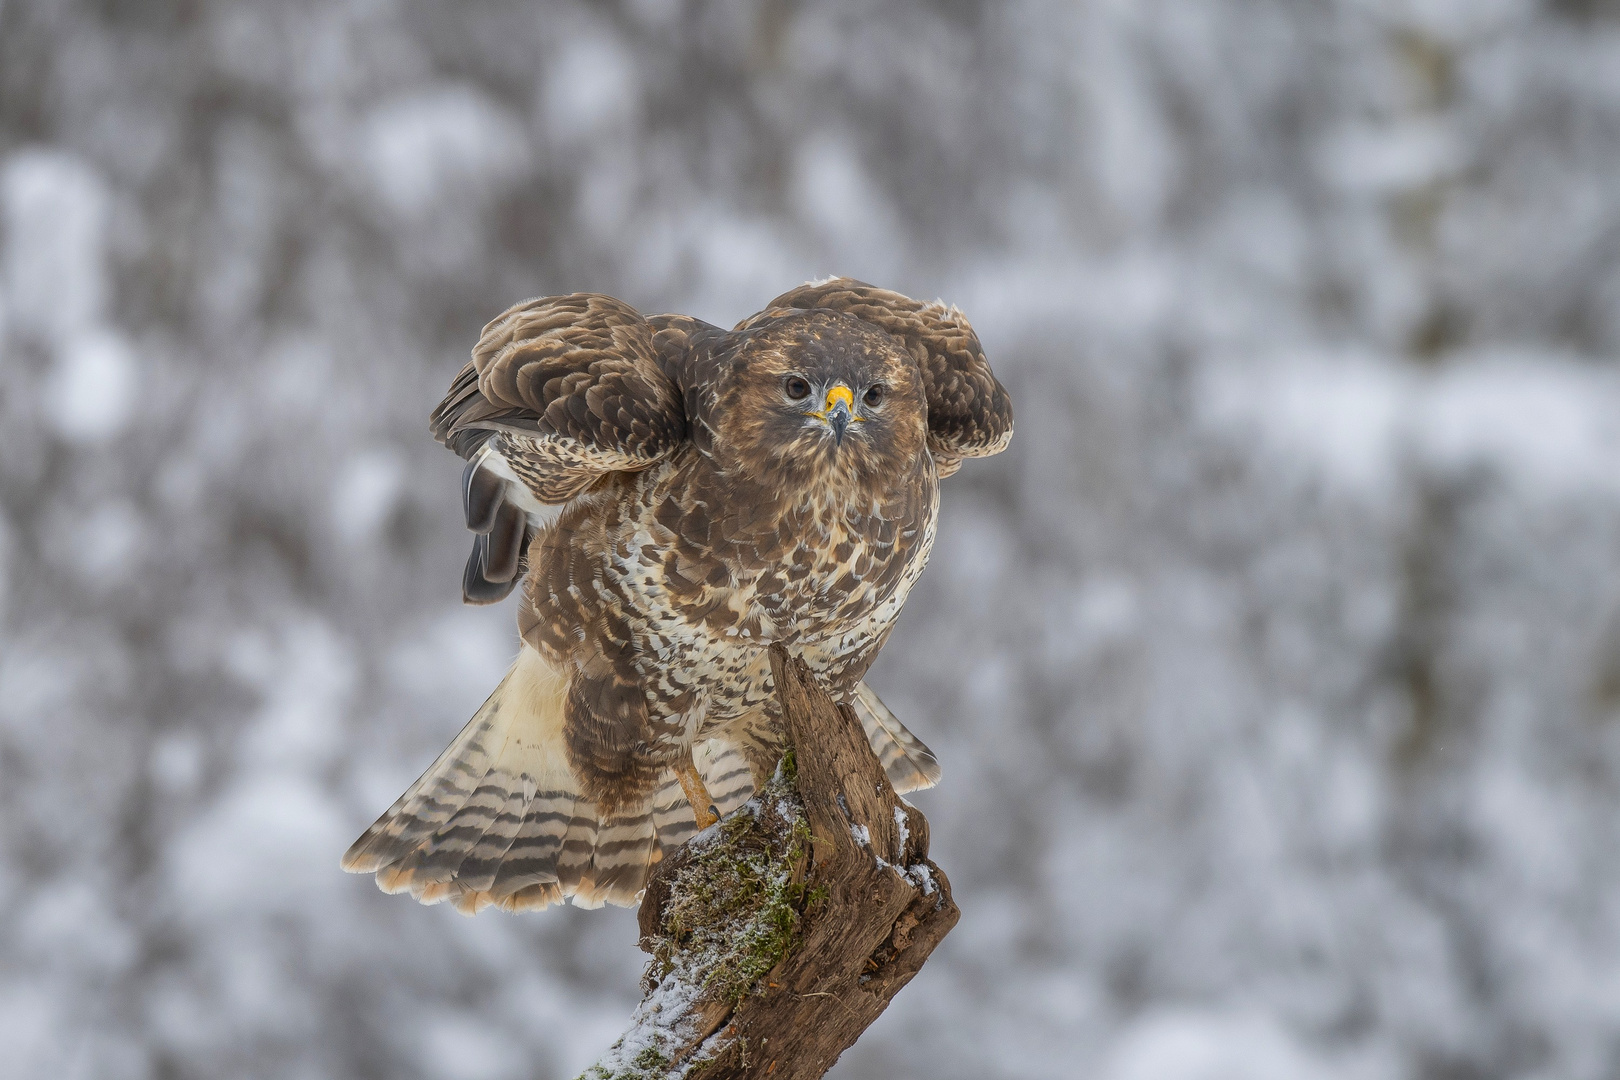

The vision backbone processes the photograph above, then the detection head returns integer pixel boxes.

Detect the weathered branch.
[579,646,959,1080]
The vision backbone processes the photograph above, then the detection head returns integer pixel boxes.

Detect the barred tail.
[340,653,935,915]
[852,681,941,794]
[341,647,723,915]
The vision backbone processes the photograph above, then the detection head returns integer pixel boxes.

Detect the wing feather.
[438,292,686,471]
[430,293,690,605]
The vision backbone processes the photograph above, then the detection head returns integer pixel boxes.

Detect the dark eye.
[784,376,812,401]
[863,384,885,407]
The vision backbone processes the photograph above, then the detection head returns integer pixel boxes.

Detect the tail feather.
[341,689,506,874]
[852,681,941,794]
[342,653,943,917]
[344,648,670,914]
[649,785,700,852]
[342,647,767,915]
[694,739,759,815]
[445,781,532,893]
[481,786,578,902]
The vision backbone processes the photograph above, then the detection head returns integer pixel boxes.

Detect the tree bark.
[580,645,959,1080]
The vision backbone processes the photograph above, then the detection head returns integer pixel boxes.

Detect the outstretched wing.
[752,277,1013,474]
[430,293,687,603]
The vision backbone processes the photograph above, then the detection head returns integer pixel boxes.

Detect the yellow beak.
[803,384,862,445]
[804,384,863,421]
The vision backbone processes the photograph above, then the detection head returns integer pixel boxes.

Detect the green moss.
[575,1041,671,1080]
[652,770,812,1004]
[631,1046,671,1072]
[584,760,815,1079]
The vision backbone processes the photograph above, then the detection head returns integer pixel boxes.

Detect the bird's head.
[708,310,929,498]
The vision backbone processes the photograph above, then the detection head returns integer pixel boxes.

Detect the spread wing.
[430,293,687,603]
[752,277,1013,474]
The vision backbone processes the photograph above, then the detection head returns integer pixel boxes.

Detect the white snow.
[1102,1010,1368,1080]
[2,148,109,338]
[41,328,138,444]
[359,84,531,220]
[330,446,407,545]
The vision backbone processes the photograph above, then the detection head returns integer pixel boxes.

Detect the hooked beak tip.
[828,404,851,445]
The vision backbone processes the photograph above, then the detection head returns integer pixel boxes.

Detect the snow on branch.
[579,645,960,1080]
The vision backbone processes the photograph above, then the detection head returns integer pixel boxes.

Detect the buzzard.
[342,278,1013,913]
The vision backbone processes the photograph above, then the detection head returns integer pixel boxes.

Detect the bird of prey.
[342,278,1013,914]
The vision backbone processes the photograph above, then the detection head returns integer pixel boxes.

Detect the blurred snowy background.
[4,1,1620,1078]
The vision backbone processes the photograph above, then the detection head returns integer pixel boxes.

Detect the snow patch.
[1201,350,1620,497]
[2,148,109,336]
[330,446,407,544]
[1103,1010,1351,1080]
[42,329,139,444]
[360,85,530,218]
[416,1012,527,1080]
[171,773,350,914]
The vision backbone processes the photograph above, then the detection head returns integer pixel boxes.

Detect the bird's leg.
[674,752,720,829]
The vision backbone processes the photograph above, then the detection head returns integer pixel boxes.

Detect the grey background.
[4,2,1620,1078]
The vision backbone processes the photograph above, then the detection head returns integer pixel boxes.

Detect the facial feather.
[706,311,927,502]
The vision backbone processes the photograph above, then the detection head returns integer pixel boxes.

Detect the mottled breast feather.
[752,277,1015,470]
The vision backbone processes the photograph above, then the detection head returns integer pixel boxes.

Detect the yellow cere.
[825,385,855,412]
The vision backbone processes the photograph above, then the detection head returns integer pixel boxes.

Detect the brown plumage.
[342,278,1013,914]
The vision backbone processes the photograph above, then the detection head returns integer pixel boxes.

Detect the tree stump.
[578,645,960,1080]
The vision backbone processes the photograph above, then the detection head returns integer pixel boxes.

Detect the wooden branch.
[579,645,959,1080]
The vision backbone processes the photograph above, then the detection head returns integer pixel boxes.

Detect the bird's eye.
[784,376,812,401]
[863,384,885,407]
